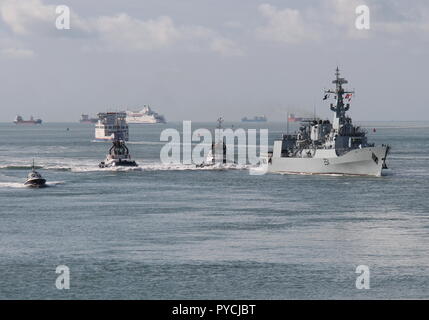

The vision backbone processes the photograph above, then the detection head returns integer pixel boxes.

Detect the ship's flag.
[345,93,352,99]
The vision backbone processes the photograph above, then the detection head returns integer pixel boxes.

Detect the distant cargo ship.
[287,113,314,122]
[287,113,303,122]
[95,112,129,141]
[126,105,166,124]
[14,115,42,125]
[241,115,267,123]
[80,114,98,124]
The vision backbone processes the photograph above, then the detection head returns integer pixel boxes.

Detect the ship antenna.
[325,67,354,130]
[216,117,224,144]
[217,117,224,130]
[286,111,289,135]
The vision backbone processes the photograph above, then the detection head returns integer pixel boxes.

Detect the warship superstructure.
[265,68,390,176]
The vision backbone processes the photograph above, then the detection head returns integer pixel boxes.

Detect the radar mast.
[324,67,354,130]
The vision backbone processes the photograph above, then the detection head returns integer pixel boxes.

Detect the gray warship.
[266,68,390,176]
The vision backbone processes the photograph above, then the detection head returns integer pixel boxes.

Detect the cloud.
[224,21,243,29]
[0,0,91,37]
[93,14,181,51]
[369,1,429,38]
[209,37,243,56]
[0,31,35,59]
[256,1,429,45]
[0,47,34,58]
[0,0,55,35]
[0,0,243,56]
[91,14,243,55]
[256,3,320,44]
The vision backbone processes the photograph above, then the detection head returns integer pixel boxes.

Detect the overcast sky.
[0,0,428,122]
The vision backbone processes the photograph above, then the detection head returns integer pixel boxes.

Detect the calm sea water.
[0,121,428,299]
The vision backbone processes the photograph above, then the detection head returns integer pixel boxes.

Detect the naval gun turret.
[98,113,138,168]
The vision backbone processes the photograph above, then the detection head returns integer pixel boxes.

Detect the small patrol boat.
[24,161,47,187]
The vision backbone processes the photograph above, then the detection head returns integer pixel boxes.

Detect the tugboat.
[24,161,47,187]
[98,117,138,168]
[265,67,390,176]
[99,138,139,168]
[196,117,227,168]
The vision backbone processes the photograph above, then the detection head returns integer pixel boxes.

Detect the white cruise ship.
[95,112,129,141]
[126,105,166,124]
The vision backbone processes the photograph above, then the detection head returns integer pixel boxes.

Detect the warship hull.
[268,145,389,177]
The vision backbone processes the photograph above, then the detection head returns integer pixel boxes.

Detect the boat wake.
[138,162,249,171]
[0,165,43,170]
[0,180,65,189]
[1,159,250,173]
[0,182,27,188]
[72,166,143,173]
[71,162,249,172]
[46,181,66,186]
